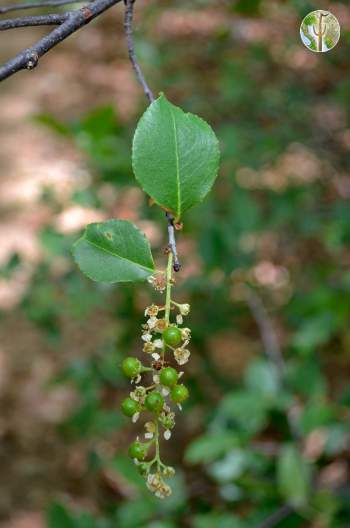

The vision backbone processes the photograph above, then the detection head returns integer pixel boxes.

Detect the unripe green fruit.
[128,441,146,461]
[163,326,182,347]
[160,367,178,387]
[121,397,139,417]
[145,391,164,413]
[122,357,142,378]
[171,384,189,403]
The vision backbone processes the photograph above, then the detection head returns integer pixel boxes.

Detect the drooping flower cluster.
[120,264,191,498]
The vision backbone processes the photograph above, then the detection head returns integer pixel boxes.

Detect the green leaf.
[192,513,247,528]
[208,449,248,483]
[277,444,310,508]
[132,94,220,221]
[244,359,280,400]
[47,503,76,528]
[185,432,238,464]
[217,391,268,435]
[73,220,155,283]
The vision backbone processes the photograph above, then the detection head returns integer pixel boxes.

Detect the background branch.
[0,13,66,29]
[0,0,86,15]
[123,0,181,272]
[243,285,300,440]
[257,504,294,528]
[123,0,154,104]
[0,0,122,81]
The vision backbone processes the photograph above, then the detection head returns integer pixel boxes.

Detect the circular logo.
[300,10,340,52]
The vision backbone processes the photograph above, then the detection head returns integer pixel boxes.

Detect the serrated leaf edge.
[132,94,220,221]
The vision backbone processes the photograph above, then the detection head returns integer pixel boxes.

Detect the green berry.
[121,397,139,417]
[128,441,146,461]
[171,384,189,404]
[122,357,141,378]
[163,326,182,347]
[160,367,178,387]
[145,391,164,413]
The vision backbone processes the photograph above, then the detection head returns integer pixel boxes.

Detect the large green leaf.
[132,94,220,221]
[73,220,155,283]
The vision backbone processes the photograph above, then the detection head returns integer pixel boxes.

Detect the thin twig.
[0,0,122,81]
[244,286,285,375]
[257,503,294,528]
[166,213,180,272]
[123,0,154,103]
[123,1,179,269]
[0,0,86,14]
[0,13,66,29]
[243,285,300,440]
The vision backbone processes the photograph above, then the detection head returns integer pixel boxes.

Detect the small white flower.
[153,339,163,349]
[145,421,156,433]
[142,333,152,342]
[161,387,170,397]
[153,374,160,384]
[143,341,155,354]
[164,429,172,440]
[179,303,190,316]
[147,316,158,329]
[176,314,183,325]
[174,347,190,365]
[152,352,160,360]
[181,328,191,340]
[145,432,154,439]
[144,304,159,317]
[134,374,141,384]
[147,274,167,292]
[163,466,175,477]
[132,412,140,423]
[147,473,172,498]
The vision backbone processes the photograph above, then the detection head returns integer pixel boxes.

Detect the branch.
[0,0,122,81]
[243,286,285,375]
[0,0,86,15]
[257,503,294,528]
[0,13,66,29]
[123,1,181,272]
[243,285,300,440]
[166,213,181,272]
[123,0,154,104]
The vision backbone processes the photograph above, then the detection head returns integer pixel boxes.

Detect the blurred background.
[0,0,350,526]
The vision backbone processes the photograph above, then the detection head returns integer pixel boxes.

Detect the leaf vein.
[169,106,181,219]
[81,237,154,274]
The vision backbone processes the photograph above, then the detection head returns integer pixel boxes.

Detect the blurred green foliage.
[9,0,350,526]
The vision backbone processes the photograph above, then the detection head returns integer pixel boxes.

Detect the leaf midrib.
[169,105,181,219]
[81,236,154,274]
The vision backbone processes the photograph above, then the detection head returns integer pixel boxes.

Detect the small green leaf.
[277,444,310,508]
[244,359,280,399]
[47,503,76,528]
[185,432,238,464]
[73,220,155,283]
[132,94,220,221]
